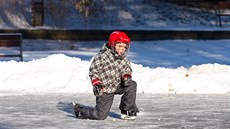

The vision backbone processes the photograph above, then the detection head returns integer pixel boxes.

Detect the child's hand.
[93,84,103,97]
[122,74,132,80]
[123,78,132,87]
[92,78,102,86]
[122,74,132,87]
[92,78,103,97]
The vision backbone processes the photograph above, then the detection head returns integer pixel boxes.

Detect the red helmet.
[108,31,131,47]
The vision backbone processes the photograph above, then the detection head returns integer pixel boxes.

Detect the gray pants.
[79,80,138,120]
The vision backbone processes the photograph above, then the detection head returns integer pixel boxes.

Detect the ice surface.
[0,94,230,129]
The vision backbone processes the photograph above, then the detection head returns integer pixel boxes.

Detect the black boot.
[73,103,82,118]
[121,110,137,120]
[121,110,137,116]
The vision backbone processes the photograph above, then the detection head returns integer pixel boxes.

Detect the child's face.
[115,43,128,56]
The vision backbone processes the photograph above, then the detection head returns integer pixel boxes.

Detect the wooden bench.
[0,33,23,61]
[214,1,230,27]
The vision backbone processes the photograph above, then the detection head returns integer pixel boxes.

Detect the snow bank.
[0,54,229,94]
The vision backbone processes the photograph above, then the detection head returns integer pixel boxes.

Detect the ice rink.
[1,93,230,129]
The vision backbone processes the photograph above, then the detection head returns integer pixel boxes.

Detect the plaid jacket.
[89,43,132,93]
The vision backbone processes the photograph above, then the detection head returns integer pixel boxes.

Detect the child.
[73,31,139,120]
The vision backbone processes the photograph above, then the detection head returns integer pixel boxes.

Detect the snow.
[0,1,229,95]
[0,40,230,95]
[1,1,230,128]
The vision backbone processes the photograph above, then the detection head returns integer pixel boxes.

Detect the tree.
[31,0,44,26]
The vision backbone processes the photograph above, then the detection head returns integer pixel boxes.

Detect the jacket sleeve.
[89,54,103,83]
[121,57,132,77]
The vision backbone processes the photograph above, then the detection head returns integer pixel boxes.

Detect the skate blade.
[71,102,76,107]
[71,102,77,116]
[120,114,136,121]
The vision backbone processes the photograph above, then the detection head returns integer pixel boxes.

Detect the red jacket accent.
[92,78,102,86]
[122,74,132,80]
